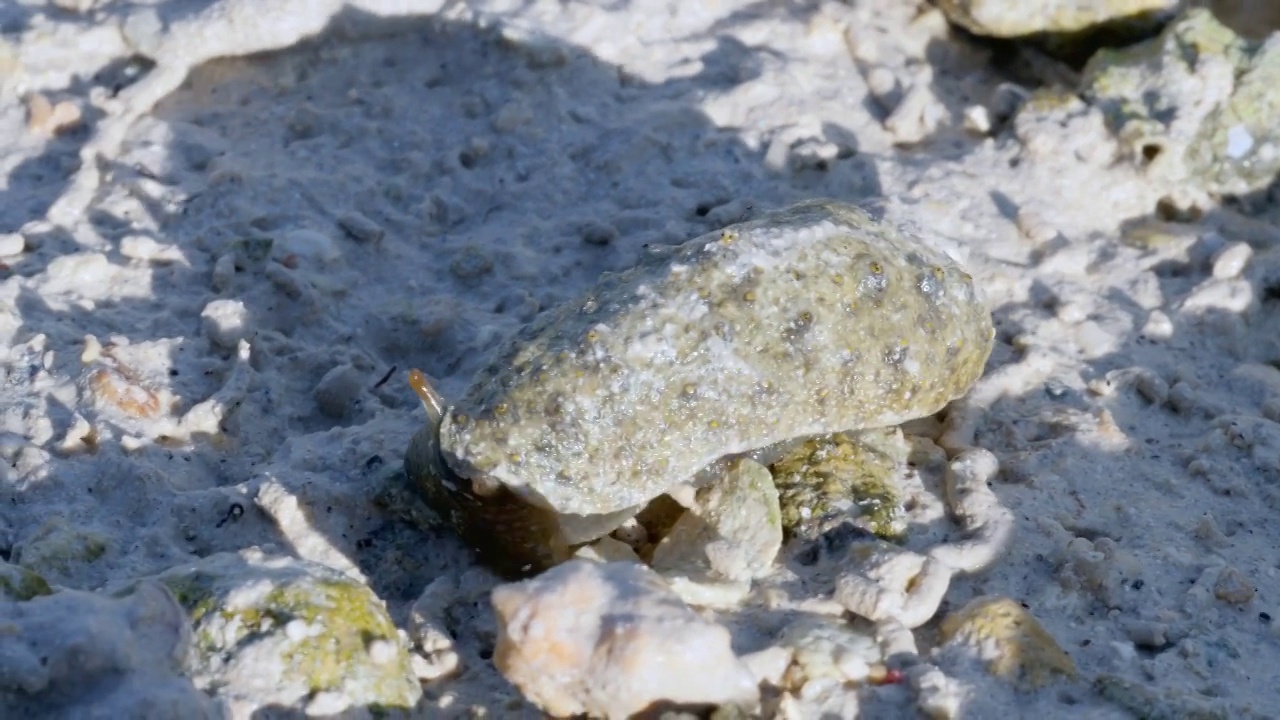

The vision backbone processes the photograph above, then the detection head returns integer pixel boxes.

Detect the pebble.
[0,233,25,257]
[1141,310,1174,340]
[1134,370,1169,405]
[211,254,236,291]
[1122,619,1169,649]
[119,235,185,263]
[963,104,992,134]
[490,559,759,717]
[1015,208,1059,244]
[200,299,252,349]
[938,596,1076,689]
[1210,241,1252,279]
[26,93,83,136]
[1168,381,1205,415]
[651,458,781,584]
[1213,565,1256,605]
[865,66,901,110]
[336,211,385,243]
[448,245,493,279]
[313,364,364,419]
[883,83,944,144]
[778,616,882,687]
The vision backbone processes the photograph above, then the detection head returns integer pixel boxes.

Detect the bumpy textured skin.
[438,200,995,517]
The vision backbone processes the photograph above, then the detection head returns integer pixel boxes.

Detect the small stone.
[26,93,83,136]
[1015,208,1058,244]
[119,235,185,263]
[1142,310,1174,340]
[211,254,236,291]
[285,619,310,642]
[313,364,364,419]
[200,299,252,349]
[865,66,901,110]
[1122,619,1169,648]
[337,212,385,243]
[1134,370,1169,405]
[963,104,992,134]
[1211,241,1253,279]
[1168,381,1203,415]
[884,84,944,144]
[279,228,342,263]
[778,616,882,687]
[491,560,759,718]
[0,233,26,257]
[410,649,460,682]
[368,638,398,665]
[492,101,532,132]
[938,596,1076,689]
[575,535,641,564]
[449,245,493,280]
[651,458,782,583]
[1213,565,1255,605]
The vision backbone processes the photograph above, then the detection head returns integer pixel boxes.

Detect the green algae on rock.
[1082,8,1280,196]
[0,560,53,601]
[146,550,421,714]
[770,428,910,542]
[408,199,994,576]
[13,516,107,585]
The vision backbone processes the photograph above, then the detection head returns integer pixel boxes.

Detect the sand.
[1,0,1278,717]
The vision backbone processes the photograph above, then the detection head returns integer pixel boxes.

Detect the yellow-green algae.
[0,561,53,601]
[15,517,107,581]
[769,429,909,542]
[1083,8,1280,195]
[145,553,421,711]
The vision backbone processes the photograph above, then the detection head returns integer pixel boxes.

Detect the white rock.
[200,299,252,349]
[1211,241,1253,279]
[278,228,342,263]
[0,233,26,257]
[491,560,759,718]
[312,364,364,419]
[651,458,781,583]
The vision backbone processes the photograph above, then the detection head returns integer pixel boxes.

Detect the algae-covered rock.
[145,549,421,715]
[937,0,1176,37]
[0,560,52,601]
[938,596,1077,689]
[0,582,220,718]
[13,516,107,585]
[1082,8,1280,196]
[770,428,910,542]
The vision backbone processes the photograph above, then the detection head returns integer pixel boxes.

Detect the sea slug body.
[408,199,995,574]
